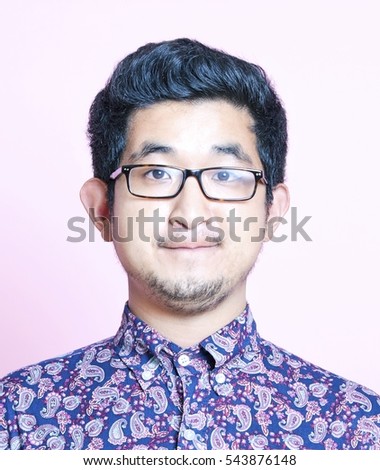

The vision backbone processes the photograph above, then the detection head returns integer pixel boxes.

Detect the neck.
[127,279,247,348]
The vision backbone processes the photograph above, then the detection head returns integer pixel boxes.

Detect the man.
[1,38,379,451]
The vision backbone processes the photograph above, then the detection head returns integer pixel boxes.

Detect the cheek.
[224,212,266,273]
[220,203,267,244]
[112,199,166,241]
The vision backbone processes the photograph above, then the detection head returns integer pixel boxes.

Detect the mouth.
[159,242,220,250]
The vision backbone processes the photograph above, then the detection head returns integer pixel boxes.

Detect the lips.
[159,241,220,249]
[157,227,223,249]
[157,233,221,249]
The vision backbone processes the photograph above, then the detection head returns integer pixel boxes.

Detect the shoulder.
[0,335,116,450]
[256,336,380,448]
[261,335,380,402]
[261,335,375,380]
[1,335,115,388]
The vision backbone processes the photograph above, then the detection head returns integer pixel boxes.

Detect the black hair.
[88,38,287,211]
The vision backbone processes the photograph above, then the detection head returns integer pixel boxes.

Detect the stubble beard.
[129,265,254,315]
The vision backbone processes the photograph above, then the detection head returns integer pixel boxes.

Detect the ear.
[79,178,113,242]
[264,183,290,242]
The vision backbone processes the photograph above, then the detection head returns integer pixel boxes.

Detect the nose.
[168,175,213,230]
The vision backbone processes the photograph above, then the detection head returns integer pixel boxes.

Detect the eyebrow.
[211,144,253,165]
[126,141,254,165]
[128,142,174,163]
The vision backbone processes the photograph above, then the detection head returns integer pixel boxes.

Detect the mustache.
[157,233,223,247]
[157,223,224,248]
[156,217,224,246]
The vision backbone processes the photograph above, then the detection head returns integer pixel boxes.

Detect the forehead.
[127,99,254,137]
[122,99,260,166]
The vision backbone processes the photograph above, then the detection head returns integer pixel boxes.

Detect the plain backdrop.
[1,1,379,393]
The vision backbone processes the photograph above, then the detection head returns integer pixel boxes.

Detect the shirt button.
[178,354,190,366]
[215,372,226,384]
[184,429,195,440]
[142,370,153,380]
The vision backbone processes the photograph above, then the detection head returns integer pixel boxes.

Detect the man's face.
[112,99,268,314]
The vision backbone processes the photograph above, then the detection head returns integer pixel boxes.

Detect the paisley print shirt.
[1,303,380,450]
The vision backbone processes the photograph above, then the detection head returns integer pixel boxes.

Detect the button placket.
[212,369,233,396]
[141,370,153,380]
[215,372,226,384]
[178,354,191,367]
[183,429,196,440]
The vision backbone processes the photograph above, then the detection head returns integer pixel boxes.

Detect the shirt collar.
[113,302,260,392]
[200,304,259,368]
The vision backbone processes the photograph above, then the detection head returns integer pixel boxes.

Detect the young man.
[1,39,379,450]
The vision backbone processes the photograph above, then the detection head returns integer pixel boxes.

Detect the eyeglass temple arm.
[260,173,268,185]
[110,167,123,180]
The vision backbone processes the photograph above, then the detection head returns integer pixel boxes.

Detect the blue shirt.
[1,303,380,450]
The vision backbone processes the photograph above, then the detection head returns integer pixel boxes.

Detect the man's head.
[80,39,290,318]
[87,38,287,212]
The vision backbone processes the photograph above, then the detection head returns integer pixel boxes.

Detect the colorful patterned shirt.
[1,303,380,450]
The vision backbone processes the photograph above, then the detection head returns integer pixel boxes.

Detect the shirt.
[1,303,380,450]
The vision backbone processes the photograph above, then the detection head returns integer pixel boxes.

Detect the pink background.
[1,1,379,392]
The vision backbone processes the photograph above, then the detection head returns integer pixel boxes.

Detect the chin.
[155,291,230,315]
[140,272,230,311]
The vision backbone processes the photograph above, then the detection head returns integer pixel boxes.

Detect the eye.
[144,168,172,181]
[212,170,239,182]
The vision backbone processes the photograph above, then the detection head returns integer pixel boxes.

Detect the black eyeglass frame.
[109,164,268,201]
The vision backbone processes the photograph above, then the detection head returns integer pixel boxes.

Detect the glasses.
[109,164,267,201]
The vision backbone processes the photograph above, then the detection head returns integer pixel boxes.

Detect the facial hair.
[128,265,254,315]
